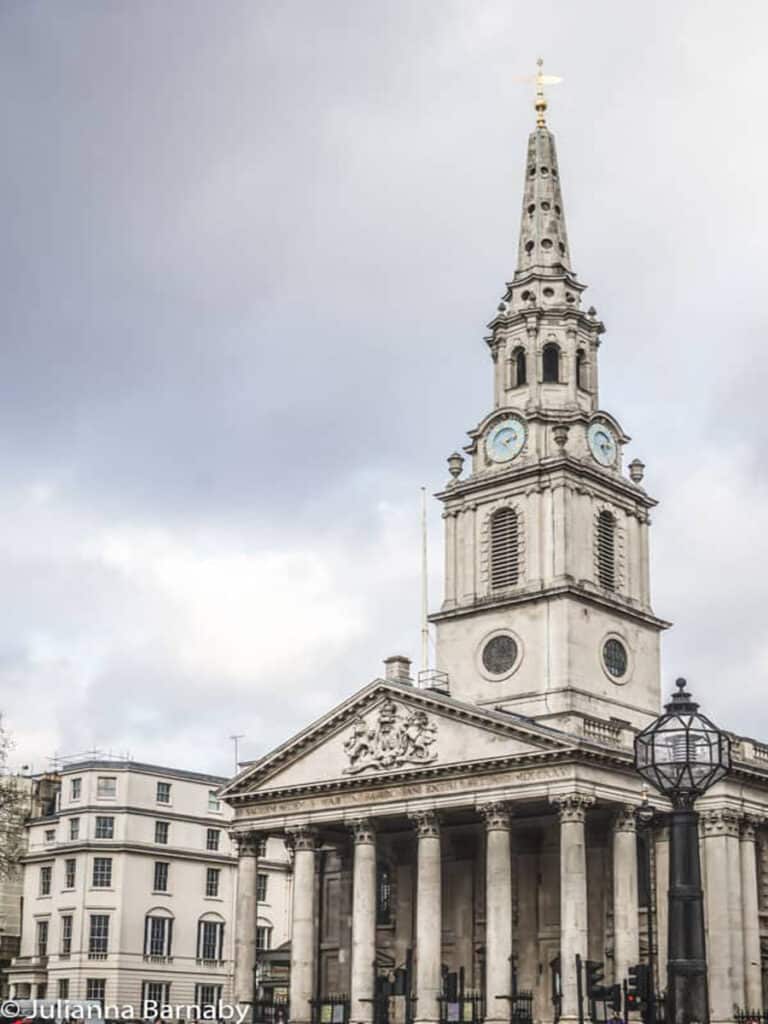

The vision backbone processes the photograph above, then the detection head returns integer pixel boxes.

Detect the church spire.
[516,61,572,275]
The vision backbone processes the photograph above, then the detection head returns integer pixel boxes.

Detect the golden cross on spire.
[534,57,563,128]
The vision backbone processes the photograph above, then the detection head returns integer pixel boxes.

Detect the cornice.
[428,580,671,631]
[228,742,647,808]
[28,804,231,830]
[437,455,655,511]
[21,840,238,866]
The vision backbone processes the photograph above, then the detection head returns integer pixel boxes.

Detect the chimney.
[384,655,412,684]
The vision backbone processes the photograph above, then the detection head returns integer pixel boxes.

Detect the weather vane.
[516,58,563,128]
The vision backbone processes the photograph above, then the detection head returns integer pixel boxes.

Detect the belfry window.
[596,511,616,590]
[490,508,520,589]
[576,350,586,390]
[542,343,560,383]
[376,862,392,925]
[514,348,527,387]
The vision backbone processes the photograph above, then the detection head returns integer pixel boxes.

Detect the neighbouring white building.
[7,759,291,1017]
[220,83,768,1024]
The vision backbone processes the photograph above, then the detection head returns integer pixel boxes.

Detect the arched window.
[144,908,174,958]
[576,350,586,390]
[514,348,527,387]
[376,862,393,925]
[596,511,616,590]
[490,508,520,589]
[542,343,560,383]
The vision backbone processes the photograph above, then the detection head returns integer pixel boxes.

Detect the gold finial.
[534,57,562,129]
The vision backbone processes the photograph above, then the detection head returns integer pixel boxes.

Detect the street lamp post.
[634,679,731,1024]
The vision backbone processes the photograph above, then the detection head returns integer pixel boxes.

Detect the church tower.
[430,77,669,731]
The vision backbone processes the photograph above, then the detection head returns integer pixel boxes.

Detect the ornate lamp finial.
[534,58,563,129]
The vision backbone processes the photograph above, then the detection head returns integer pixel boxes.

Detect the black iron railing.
[309,994,350,1024]
[511,991,534,1024]
[735,1012,768,1024]
[252,996,289,1024]
[438,990,484,1024]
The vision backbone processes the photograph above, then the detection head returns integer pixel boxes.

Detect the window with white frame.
[207,790,220,812]
[256,873,268,902]
[144,915,173,958]
[142,982,170,1019]
[206,828,220,852]
[156,782,171,804]
[88,914,109,956]
[92,857,112,888]
[70,818,80,841]
[205,867,220,898]
[96,776,116,800]
[44,829,56,844]
[40,865,52,896]
[255,925,271,952]
[86,979,106,1010]
[155,821,169,845]
[257,837,267,857]
[64,858,76,889]
[36,919,49,958]
[194,985,222,1018]
[58,979,69,1000]
[153,862,169,892]
[60,915,73,956]
[197,919,224,961]
[70,778,82,801]
[95,816,114,839]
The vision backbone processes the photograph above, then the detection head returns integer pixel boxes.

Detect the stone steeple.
[430,75,669,732]
[516,125,572,275]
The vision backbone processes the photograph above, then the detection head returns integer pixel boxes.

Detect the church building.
[222,83,768,1024]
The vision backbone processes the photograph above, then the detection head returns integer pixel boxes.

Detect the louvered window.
[490,508,520,589]
[597,511,616,590]
[515,348,527,387]
[542,343,560,383]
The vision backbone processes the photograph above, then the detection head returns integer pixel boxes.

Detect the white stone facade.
[7,760,291,1016]
[222,101,768,1024]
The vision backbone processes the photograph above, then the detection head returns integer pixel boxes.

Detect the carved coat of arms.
[343,699,438,775]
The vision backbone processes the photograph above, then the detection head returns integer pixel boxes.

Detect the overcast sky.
[0,0,766,776]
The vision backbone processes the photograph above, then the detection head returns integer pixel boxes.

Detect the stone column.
[740,818,763,1011]
[702,809,738,1024]
[443,512,457,609]
[553,795,593,1023]
[461,507,476,604]
[287,826,318,1024]
[483,803,512,1024]
[232,830,263,1015]
[726,814,746,1010]
[349,819,377,1024]
[653,826,670,994]
[412,811,442,1024]
[612,807,640,986]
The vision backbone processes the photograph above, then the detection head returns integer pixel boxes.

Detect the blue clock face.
[587,422,618,466]
[486,417,526,463]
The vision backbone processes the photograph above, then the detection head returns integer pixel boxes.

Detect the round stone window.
[482,635,518,675]
[603,638,628,679]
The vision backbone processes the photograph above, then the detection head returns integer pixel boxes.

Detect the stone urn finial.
[629,458,645,484]
[553,424,569,454]
[447,451,464,481]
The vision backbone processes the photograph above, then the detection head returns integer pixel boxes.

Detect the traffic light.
[627,963,651,1011]
[585,961,605,999]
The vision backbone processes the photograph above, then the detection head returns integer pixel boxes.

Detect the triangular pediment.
[221,679,576,801]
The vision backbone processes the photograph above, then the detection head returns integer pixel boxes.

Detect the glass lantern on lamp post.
[634,678,731,1024]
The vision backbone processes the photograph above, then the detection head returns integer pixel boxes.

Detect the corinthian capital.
[700,808,740,838]
[410,810,440,838]
[613,806,638,834]
[481,802,512,831]
[552,793,595,824]
[349,817,376,845]
[285,825,319,852]
[229,829,264,857]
